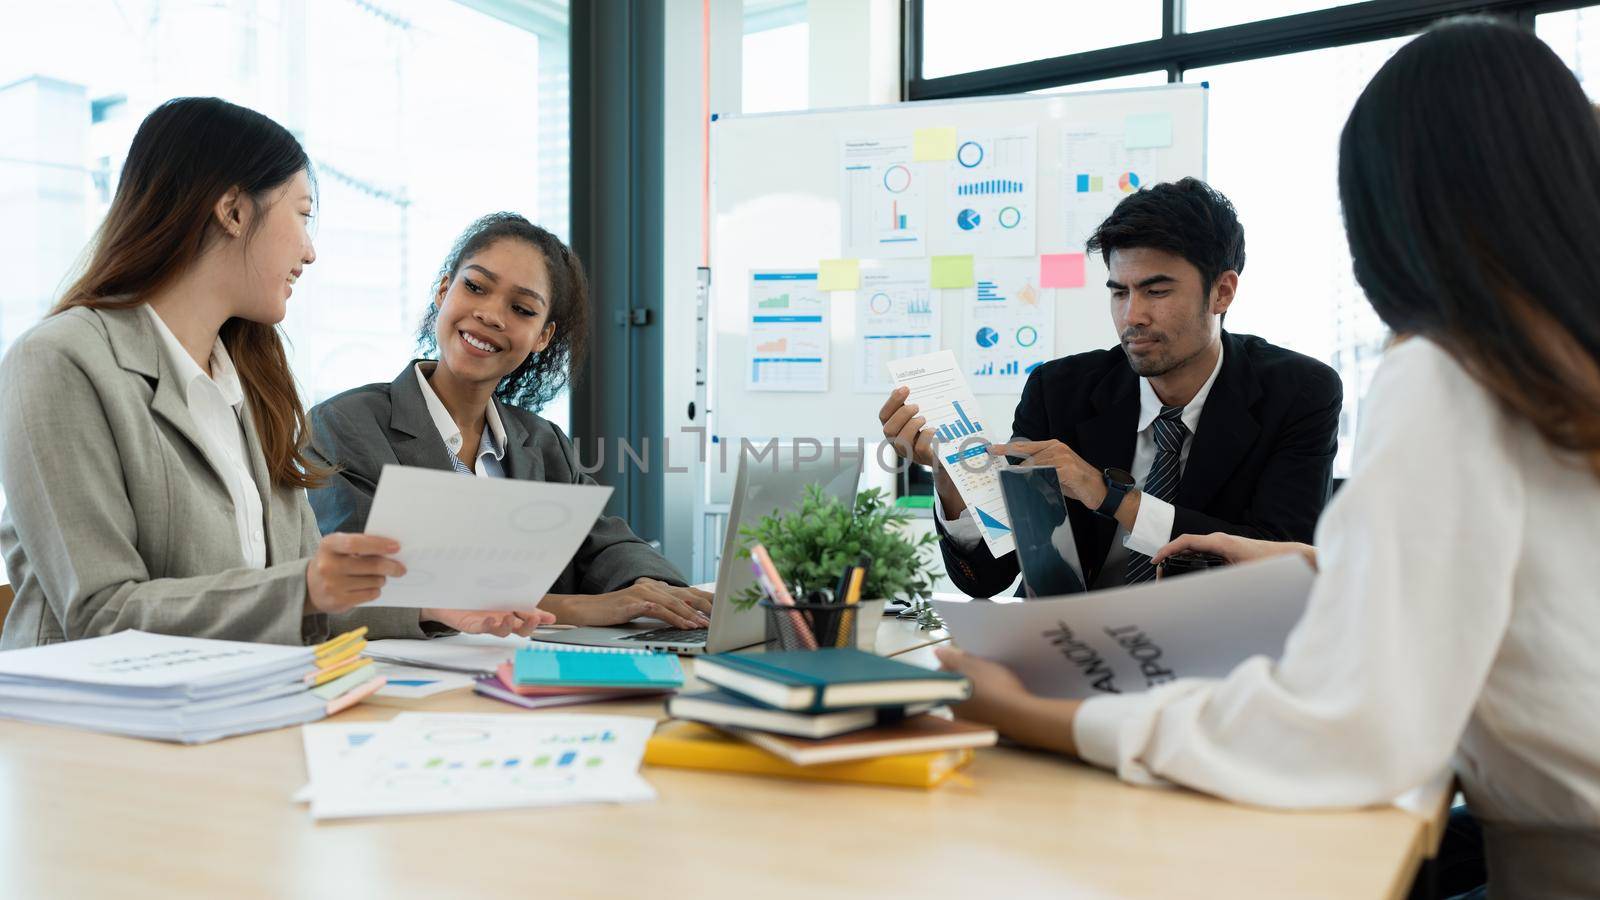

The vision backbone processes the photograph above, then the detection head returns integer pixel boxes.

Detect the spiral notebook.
[512,644,685,690]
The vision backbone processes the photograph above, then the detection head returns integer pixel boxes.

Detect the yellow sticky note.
[913,127,958,161]
[930,255,975,289]
[818,258,861,291]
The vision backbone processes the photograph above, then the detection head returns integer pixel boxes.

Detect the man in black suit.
[879,177,1342,595]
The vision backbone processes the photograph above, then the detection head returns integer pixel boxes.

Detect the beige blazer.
[0,305,427,649]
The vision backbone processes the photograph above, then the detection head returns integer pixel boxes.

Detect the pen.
[750,544,817,650]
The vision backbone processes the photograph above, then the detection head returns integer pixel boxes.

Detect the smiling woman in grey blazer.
[0,99,548,649]
[307,214,714,631]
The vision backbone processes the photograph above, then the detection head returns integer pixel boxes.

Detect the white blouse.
[1074,337,1600,834]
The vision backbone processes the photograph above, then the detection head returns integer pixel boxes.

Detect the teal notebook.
[512,645,684,690]
[693,648,970,712]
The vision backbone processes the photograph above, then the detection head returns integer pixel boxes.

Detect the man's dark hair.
[1086,176,1246,295]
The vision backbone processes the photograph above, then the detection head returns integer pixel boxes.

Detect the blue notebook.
[512,645,684,690]
[693,649,970,712]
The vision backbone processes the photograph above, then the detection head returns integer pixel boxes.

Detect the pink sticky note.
[1040,253,1087,289]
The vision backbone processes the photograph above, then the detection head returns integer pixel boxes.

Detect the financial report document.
[363,465,613,611]
[887,350,1015,557]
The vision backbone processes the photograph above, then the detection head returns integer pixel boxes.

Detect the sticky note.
[817,258,860,291]
[1040,253,1087,289]
[1124,113,1173,149]
[913,127,958,161]
[930,255,975,289]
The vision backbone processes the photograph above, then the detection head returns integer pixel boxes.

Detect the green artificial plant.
[735,485,943,629]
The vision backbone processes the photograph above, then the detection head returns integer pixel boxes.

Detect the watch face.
[1104,467,1135,488]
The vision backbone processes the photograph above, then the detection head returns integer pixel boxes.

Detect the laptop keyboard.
[621,626,708,644]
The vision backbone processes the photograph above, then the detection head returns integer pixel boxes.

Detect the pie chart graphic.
[976,327,1001,348]
[1015,325,1038,347]
[956,208,982,230]
[998,206,1022,229]
[957,141,984,168]
[868,292,893,315]
[1119,171,1142,192]
[882,164,912,193]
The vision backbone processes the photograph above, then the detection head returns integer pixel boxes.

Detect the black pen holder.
[761,599,858,652]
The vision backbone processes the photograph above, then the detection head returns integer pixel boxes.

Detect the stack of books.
[0,627,384,743]
[650,648,995,788]
[474,644,684,710]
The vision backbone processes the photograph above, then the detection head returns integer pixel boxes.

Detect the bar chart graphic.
[1075,174,1106,193]
[957,179,1025,196]
[758,293,792,309]
[935,401,984,442]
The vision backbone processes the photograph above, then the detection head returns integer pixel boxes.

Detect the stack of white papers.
[298,712,657,819]
[365,633,535,674]
[0,630,328,743]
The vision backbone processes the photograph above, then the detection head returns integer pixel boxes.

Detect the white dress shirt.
[938,343,1225,586]
[414,362,507,478]
[1074,337,1600,838]
[143,305,266,569]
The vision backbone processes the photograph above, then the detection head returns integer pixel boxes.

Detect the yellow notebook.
[644,721,972,789]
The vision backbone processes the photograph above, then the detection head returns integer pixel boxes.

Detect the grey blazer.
[0,306,430,649]
[306,362,687,596]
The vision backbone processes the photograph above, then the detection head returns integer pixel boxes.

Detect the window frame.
[904,0,1588,99]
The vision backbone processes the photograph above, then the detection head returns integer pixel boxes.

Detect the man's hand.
[990,439,1107,509]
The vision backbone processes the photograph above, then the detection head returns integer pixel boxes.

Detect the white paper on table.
[886,350,1015,556]
[363,465,612,610]
[371,664,476,699]
[933,555,1315,699]
[297,721,384,803]
[0,630,310,693]
[307,713,657,820]
[364,634,536,675]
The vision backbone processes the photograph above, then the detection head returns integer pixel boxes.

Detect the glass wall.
[0,0,570,420]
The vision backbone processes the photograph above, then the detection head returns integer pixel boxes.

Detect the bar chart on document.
[840,135,926,258]
[856,260,941,393]
[748,270,828,392]
[886,350,1015,557]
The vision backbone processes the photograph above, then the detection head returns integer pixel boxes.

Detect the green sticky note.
[1125,113,1173,149]
[913,127,958,161]
[930,255,975,289]
[818,258,860,291]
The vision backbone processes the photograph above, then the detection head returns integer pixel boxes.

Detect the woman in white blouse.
[936,19,1600,896]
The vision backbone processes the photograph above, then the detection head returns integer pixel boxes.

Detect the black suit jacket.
[305,362,688,595]
[940,331,1342,597]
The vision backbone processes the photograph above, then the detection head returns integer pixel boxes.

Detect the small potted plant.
[735,485,943,632]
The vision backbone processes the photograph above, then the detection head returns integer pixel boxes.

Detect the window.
[742,0,809,114]
[0,0,570,426]
[1185,1,1366,34]
[1185,38,1406,469]
[1538,6,1600,101]
[1031,71,1170,94]
[921,0,1163,79]
[908,1,1583,476]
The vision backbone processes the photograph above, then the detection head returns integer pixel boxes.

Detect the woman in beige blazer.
[0,97,549,649]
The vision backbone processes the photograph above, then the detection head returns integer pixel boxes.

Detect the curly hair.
[416,213,589,411]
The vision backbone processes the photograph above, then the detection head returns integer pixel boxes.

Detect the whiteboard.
[707,85,1208,472]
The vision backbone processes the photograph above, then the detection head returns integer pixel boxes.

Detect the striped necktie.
[1126,404,1188,585]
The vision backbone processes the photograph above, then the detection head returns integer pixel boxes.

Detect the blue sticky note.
[1125,113,1173,149]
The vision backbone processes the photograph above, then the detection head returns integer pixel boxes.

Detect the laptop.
[997,467,1087,598]
[533,444,862,654]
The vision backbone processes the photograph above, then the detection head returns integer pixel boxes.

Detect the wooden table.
[0,620,1441,900]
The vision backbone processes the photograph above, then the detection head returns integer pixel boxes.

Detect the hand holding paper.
[363,465,613,611]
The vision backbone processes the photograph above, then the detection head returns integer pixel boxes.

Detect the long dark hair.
[1339,18,1600,475]
[416,213,589,411]
[53,97,326,488]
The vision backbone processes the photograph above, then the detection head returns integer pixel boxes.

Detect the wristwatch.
[1095,467,1136,519]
